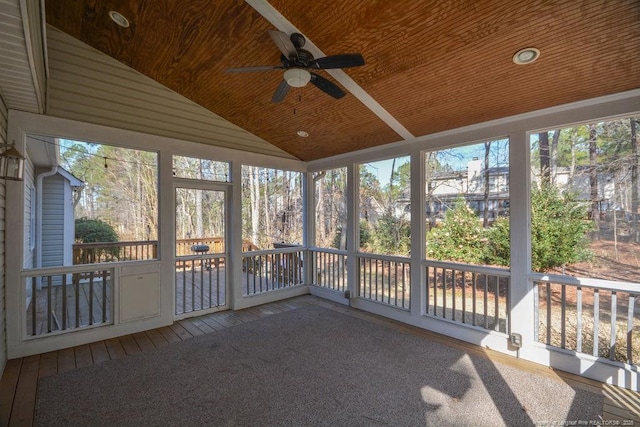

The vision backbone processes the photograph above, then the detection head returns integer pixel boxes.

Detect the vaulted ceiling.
[45,0,640,161]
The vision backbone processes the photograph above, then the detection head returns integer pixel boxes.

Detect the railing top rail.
[356,252,410,263]
[176,253,227,261]
[73,240,158,248]
[175,237,224,244]
[423,259,510,277]
[21,263,121,277]
[309,247,348,255]
[243,247,305,257]
[530,272,640,294]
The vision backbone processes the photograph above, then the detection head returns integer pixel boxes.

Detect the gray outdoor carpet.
[36,305,602,426]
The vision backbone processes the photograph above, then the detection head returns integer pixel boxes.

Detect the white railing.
[425,261,510,333]
[22,264,115,337]
[357,253,411,309]
[175,254,227,315]
[532,273,640,365]
[310,247,348,292]
[242,247,305,296]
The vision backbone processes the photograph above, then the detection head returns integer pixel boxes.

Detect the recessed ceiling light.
[108,11,130,28]
[296,130,309,138]
[513,47,540,65]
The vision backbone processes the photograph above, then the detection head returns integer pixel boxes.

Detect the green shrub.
[371,213,410,256]
[427,197,486,264]
[484,184,593,271]
[530,184,593,271]
[75,218,119,243]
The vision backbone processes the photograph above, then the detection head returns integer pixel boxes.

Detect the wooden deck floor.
[2,295,640,426]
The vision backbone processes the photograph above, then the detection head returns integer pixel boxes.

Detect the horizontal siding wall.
[0,0,40,112]
[41,175,64,268]
[46,26,294,159]
[0,94,8,371]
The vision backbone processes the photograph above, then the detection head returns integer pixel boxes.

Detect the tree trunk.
[589,124,600,239]
[631,118,639,242]
[539,132,550,186]
[550,129,561,184]
[483,141,491,227]
[250,167,261,247]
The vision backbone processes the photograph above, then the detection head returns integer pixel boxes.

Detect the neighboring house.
[23,135,84,290]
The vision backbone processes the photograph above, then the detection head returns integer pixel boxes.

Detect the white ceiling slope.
[0,0,45,113]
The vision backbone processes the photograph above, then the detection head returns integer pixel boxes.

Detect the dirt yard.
[550,238,640,283]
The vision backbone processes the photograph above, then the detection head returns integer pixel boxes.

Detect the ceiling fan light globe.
[284,68,311,87]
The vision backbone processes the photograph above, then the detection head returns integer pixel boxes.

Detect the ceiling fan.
[226,30,365,103]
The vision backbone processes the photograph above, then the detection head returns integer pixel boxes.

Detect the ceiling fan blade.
[225,65,283,73]
[310,73,346,99]
[269,30,298,60]
[272,79,291,103]
[311,54,365,69]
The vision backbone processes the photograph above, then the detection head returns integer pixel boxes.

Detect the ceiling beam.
[245,0,415,141]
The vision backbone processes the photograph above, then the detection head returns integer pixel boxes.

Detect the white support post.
[230,161,243,309]
[303,172,315,285]
[410,150,425,317]
[508,130,535,354]
[346,164,357,299]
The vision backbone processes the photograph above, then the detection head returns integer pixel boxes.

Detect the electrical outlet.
[510,333,522,348]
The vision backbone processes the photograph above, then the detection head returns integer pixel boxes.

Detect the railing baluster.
[433,268,438,317]
[442,269,447,319]
[546,282,551,345]
[560,284,566,348]
[452,269,456,322]
[89,271,94,325]
[593,289,600,357]
[533,281,539,341]
[217,257,221,306]
[200,258,204,311]
[62,274,67,330]
[102,270,108,323]
[628,294,635,364]
[461,271,466,323]
[47,275,52,333]
[494,274,500,332]
[610,291,617,361]
[75,273,80,328]
[182,261,187,314]
[31,277,37,336]
[484,274,489,329]
[576,286,583,353]
[472,273,477,326]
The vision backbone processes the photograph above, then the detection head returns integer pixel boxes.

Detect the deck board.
[37,352,58,379]
[89,342,111,364]
[0,359,22,427]
[178,319,205,337]
[74,344,93,368]
[132,332,156,352]
[9,355,39,427]
[169,323,193,341]
[2,295,640,426]
[104,338,126,360]
[57,348,76,374]
[118,335,141,356]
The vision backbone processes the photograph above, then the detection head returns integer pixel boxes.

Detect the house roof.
[4,1,640,162]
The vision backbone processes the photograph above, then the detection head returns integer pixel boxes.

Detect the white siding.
[0,94,8,371]
[46,26,294,159]
[0,0,42,112]
[41,174,64,268]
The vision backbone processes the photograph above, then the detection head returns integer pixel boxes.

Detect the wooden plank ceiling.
[45,0,640,161]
